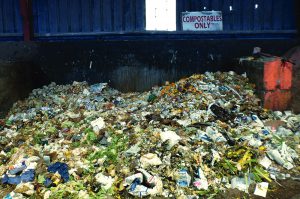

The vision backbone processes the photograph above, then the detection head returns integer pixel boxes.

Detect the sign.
[182,11,223,31]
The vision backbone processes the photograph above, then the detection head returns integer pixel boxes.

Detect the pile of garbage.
[0,71,299,198]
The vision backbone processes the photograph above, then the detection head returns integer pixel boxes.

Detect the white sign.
[182,11,223,31]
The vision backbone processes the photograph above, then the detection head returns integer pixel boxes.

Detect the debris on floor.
[0,72,299,198]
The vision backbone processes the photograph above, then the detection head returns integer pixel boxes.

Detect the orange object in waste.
[264,58,292,90]
[263,89,292,111]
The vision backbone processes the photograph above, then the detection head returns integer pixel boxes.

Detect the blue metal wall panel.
[253,0,263,31]
[242,0,254,30]
[136,0,145,31]
[93,0,101,32]
[81,0,92,32]
[190,0,201,11]
[0,0,297,37]
[0,0,4,33]
[283,0,295,30]
[232,0,242,30]
[222,0,232,30]
[69,0,81,32]
[113,0,123,31]
[272,0,283,30]
[123,0,133,31]
[48,0,59,33]
[202,0,210,10]
[3,1,14,33]
[263,0,273,30]
[58,0,69,32]
[36,0,49,33]
[211,0,223,10]
[0,0,22,34]
[103,0,112,31]
[31,0,145,34]
[176,0,183,30]
[12,0,22,33]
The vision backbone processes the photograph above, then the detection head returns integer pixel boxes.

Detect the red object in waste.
[263,58,292,90]
[263,89,292,111]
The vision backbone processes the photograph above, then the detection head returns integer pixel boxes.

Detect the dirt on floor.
[216,179,300,199]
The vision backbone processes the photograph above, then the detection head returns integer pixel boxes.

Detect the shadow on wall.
[35,41,225,92]
[285,46,300,113]
[34,39,300,93]
[110,66,192,92]
[0,61,49,118]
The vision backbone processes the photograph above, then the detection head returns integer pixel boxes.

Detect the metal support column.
[20,0,33,41]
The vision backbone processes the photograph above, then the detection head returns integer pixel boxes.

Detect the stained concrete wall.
[0,38,300,118]
[34,39,300,91]
[0,61,47,117]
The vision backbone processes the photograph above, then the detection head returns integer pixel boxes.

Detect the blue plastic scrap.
[2,174,21,185]
[177,169,190,187]
[262,129,270,135]
[8,161,26,175]
[129,178,141,192]
[3,194,13,199]
[44,178,53,187]
[195,167,201,178]
[21,169,35,182]
[198,134,213,142]
[47,162,69,182]
[2,169,35,185]
[219,86,229,92]
[90,83,107,94]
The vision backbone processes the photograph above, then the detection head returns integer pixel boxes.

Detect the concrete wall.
[34,39,300,91]
[0,38,300,118]
[0,61,47,117]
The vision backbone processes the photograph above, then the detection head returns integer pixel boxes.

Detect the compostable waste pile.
[0,72,300,199]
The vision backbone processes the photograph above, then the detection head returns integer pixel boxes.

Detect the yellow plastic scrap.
[190,74,203,80]
[258,146,266,152]
[51,172,62,186]
[227,148,246,159]
[237,150,252,170]
[193,153,202,166]
[107,164,116,177]
[64,150,72,159]
[171,109,183,115]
